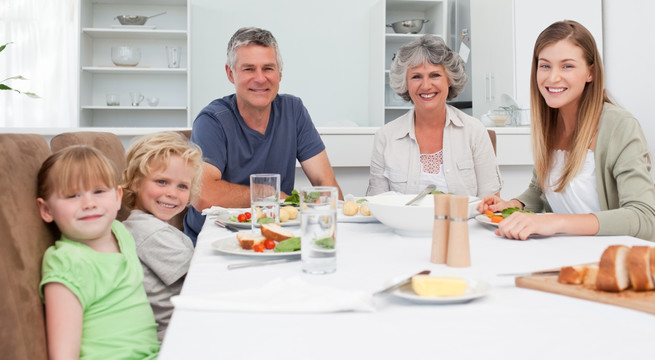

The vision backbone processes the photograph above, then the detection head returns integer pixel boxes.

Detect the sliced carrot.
[484,210,494,217]
[490,215,504,223]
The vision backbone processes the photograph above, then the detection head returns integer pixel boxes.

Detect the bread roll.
[628,246,654,291]
[596,245,630,292]
[558,265,587,285]
[236,232,265,250]
[342,201,359,216]
[260,223,295,242]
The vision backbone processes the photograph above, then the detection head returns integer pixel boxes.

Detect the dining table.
[159,210,655,359]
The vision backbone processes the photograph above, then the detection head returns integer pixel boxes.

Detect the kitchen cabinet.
[78,0,190,129]
[379,0,449,124]
[470,0,602,119]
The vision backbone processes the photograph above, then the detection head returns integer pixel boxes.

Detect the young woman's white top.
[545,149,601,214]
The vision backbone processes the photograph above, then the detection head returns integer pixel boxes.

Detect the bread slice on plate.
[260,223,295,242]
[558,265,588,285]
[628,246,654,291]
[236,232,266,250]
[596,245,630,292]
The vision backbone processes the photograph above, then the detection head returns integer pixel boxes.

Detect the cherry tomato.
[253,243,265,252]
[264,239,276,250]
[245,212,252,220]
[237,214,247,222]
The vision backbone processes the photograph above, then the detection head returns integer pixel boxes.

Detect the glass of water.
[300,186,338,274]
[250,174,280,234]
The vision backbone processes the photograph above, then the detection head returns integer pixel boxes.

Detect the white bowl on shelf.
[111,46,141,66]
[366,194,481,236]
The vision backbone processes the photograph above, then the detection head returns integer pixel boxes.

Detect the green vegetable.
[283,189,300,206]
[430,190,445,194]
[501,207,534,218]
[314,236,335,249]
[257,217,275,224]
[356,198,368,204]
[273,237,301,252]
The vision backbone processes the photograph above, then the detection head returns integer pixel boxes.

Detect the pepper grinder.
[430,193,450,264]
[446,195,471,267]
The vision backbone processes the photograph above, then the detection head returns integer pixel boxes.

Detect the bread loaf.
[596,245,630,292]
[558,265,588,285]
[583,265,598,288]
[260,223,294,242]
[628,246,654,291]
[236,232,265,250]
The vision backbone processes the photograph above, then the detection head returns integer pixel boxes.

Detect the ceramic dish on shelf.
[391,278,491,304]
[211,234,300,257]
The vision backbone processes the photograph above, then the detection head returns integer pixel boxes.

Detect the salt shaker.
[446,195,471,267]
[430,193,450,264]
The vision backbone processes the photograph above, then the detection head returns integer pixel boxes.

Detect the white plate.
[475,214,498,227]
[211,234,300,257]
[337,212,379,223]
[391,278,491,304]
[216,213,300,229]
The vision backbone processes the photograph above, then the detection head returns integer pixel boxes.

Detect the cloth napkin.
[201,206,232,216]
[171,277,376,313]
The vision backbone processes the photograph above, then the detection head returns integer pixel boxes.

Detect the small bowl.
[387,19,429,34]
[489,109,511,127]
[366,194,480,236]
[111,46,141,66]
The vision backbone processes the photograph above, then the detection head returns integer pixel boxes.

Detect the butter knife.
[227,257,300,270]
[405,184,436,206]
[373,269,431,296]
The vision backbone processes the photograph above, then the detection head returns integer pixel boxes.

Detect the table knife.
[227,257,299,270]
[214,219,239,233]
[373,269,431,296]
[496,270,560,277]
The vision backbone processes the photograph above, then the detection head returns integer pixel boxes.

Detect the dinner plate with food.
[212,223,301,257]
[391,275,491,304]
[338,198,378,223]
[216,206,301,229]
[475,208,535,228]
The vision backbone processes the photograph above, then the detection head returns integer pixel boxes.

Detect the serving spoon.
[405,184,436,206]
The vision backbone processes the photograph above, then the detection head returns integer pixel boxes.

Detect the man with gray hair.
[184,27,342,243]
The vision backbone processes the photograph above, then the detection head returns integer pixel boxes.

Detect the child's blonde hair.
[121,131,203,209]
[38,145,118,200]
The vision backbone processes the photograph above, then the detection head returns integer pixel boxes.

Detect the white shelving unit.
[383,0,448,124]
[78,0,190,129]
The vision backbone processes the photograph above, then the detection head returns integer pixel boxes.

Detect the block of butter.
[411,275,467,297]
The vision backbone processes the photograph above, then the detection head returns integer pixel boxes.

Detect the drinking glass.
[250,174,280,233]
[106,93,120,106]
[130,92,144,106]
[300,186,338,274]
[166,46,180,68]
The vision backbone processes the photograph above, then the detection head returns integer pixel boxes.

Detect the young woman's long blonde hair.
[530,20,611,192]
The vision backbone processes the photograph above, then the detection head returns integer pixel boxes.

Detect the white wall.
[189,0,378,127]
[603,0,655,177]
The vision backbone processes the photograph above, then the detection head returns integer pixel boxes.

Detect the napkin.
[201,206,232,216]
[171,277,376,313]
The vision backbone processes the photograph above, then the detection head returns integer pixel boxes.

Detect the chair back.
[487,129,497,155]
[0,134,53,360]
[50,131,130,220]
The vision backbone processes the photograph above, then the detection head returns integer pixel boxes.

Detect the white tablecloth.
[159,215,655,359]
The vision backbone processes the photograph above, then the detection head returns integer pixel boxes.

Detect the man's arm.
[299,150,344,200]
[194,162,251,209]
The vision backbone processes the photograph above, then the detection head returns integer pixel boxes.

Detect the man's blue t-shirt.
[183,94,325,243]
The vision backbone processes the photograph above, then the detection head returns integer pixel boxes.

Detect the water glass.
[166,46,180,68]
[250,174,280,233]
[106,93,120,106]
[300,186,338,274]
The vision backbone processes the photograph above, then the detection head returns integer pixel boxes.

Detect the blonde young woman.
[478,20,655,241]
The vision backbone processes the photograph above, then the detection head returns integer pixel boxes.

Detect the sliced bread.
[583,264,599,288]
[236,232,266,250]
[260,223,295,242]
[596,245,631,292]
[628,246,654,291]
[558,265,588,285]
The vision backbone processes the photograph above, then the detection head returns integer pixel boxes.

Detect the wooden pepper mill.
[430,193,450,264]
[446,195,471,267]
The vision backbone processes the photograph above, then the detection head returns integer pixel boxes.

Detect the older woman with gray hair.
[367,34,502,197]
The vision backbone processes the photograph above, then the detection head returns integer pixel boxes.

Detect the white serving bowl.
[366,194,481,236]
[111,46,141,66]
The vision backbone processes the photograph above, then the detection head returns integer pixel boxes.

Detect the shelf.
[387,0,443,12]
[82,66,187,74]
[83,28,187,39]
[82,106,187,110]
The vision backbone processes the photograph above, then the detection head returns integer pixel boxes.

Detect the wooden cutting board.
[515,275,655,315]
